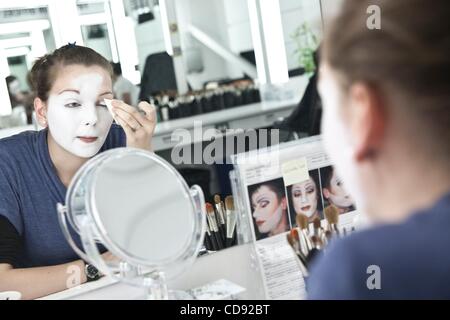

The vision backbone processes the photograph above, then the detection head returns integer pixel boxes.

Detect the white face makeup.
[251,185,283,234]
[46,66,114,158]
[327,170,354,208]
[318,63,367,211]
[291,177,318,218]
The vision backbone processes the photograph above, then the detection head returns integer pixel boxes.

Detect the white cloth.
[113,75,139,106]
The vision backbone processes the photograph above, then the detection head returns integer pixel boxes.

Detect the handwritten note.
[281,158,309,186]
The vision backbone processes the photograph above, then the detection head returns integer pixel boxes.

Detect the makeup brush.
[291,227,308,259]
[206,202,224,249]
[222,200,235,244]
[323,230,333,245]
[214,194,227,242]
[225,196,237,248]
[286,230,309,277]
[204,210,219,251]
[311,217,324,248]
[313,217,322,237]
[286,230,299,253]
[310,235,322,250]
[324,205,340,236]
[296,214,314,253]
[204,221,213,251]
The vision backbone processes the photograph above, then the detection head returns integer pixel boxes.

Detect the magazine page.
[232,137,359,299]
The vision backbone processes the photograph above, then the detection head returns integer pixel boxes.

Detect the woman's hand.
[111,100,157,151]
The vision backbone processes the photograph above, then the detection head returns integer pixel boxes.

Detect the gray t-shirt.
[0,125,125,267]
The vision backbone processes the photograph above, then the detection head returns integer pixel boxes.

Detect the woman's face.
[251,185,283,234]
[46,64,114,158]
[291,177,318,218]
[325,170,354,208]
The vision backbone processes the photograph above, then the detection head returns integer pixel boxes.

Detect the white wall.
[134,7,166,74]
[320,0,344,29]
[185,0,324,79]
[84,36,113,61]
[134,0,335,89]
[182,0,231,89]
[280,0,323,70]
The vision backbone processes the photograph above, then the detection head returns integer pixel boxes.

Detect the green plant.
[291,23,319,75]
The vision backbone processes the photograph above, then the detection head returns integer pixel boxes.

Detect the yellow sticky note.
[281,158,309,186]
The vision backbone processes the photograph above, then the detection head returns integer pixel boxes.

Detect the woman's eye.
[260,201,269,208]
[97,103,107,108]
[293,191,302,197]
[65,102,81,108]
[306,187,315,193]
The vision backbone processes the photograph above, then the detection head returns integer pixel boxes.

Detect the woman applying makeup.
[249,179,289,240]
[0,44,156,299]
[287,170,322,224]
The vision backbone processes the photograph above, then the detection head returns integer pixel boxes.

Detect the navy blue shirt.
[307,192,450,299]
[0,125,125,268]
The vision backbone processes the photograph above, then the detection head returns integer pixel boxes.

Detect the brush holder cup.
[57,148,206,300]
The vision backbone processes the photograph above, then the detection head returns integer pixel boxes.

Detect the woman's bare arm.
[0,260,87,300]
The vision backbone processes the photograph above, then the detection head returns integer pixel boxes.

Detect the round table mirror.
[58,148,206,299]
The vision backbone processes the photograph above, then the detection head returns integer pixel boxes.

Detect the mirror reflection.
[94,152,195,264]
[0,0,327,300]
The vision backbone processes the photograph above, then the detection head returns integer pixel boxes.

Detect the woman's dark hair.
[319,166,334,190]
[30,44,113,102]
[248,179,286,205]
[323,0,450,158]
[287,169,322,218]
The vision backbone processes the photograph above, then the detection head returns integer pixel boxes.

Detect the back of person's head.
[322,0,450,161]
[30,44,112,102]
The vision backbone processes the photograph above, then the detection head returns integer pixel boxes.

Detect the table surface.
[39,243,266,300]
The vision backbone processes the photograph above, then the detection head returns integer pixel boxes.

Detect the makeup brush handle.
[299,233,309,257]
[209,231,219,251]
[219,224,227,243]
[332,224,340,236]
[302,230,313,251]
[212,231,224,250]
[204,233,213,251]
[295,253,309,277]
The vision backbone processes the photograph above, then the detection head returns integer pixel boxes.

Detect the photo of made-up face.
[248,179,289,240]
[320,166,355,214]
[287,169,323,224]
[46,65,114,158]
